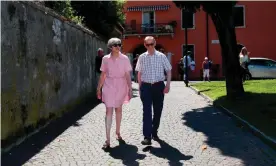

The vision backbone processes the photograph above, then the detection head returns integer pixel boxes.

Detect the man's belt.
[142,81,163,85]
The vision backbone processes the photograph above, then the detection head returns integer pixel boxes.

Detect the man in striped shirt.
[135,36,172,145]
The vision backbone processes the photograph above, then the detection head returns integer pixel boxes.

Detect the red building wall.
[122,1,276,80]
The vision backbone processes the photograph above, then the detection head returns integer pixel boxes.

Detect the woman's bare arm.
[97,72,106,91]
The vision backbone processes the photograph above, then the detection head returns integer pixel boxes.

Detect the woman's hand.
[97,89,102,99]
[128,89,133,99]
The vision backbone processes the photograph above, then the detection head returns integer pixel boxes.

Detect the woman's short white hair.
[107,38,121,48]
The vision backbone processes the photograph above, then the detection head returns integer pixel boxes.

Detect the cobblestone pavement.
[2,82,276,166]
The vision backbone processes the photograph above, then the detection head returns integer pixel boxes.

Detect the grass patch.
[191,80,276,139]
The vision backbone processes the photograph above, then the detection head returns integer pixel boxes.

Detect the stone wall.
[1,1,107,144]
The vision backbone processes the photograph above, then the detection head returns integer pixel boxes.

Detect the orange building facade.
[122,1,276,80]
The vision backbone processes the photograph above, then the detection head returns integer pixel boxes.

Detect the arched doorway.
[156,44,165,52]
[132,44,146,59]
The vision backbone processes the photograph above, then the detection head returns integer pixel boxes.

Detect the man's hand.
[163,84,170,94]
[138,84,141,96]
[164,70,171,94]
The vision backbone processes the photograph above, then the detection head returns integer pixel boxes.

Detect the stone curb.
[189,85,276,151]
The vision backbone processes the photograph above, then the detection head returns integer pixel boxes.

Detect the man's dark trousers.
[184,67,189,86]
[140,81,165,139]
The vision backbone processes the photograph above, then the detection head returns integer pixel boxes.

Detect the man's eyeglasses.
[112,43,122,47]
[145,43,154,47]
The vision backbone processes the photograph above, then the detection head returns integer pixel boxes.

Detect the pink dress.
[100,53,132,107]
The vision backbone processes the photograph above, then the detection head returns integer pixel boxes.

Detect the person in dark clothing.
[133,54,139,82]
[183,51,192,87]
[178,58,184,80]
[96,48,104,74]
[202,57,211,81]
[95,48,104,88]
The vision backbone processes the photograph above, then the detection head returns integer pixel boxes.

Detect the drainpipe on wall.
[206,13,209,58]
[184,10,189,87]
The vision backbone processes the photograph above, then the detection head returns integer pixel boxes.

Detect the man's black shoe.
[152,135,160,141]
[141,138,152,145]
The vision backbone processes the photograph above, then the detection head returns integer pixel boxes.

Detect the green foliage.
[173,1,200,13]
[45,1,126,39]
[115,0,126,24]
[71,1,126,40]
[45,0,84,24]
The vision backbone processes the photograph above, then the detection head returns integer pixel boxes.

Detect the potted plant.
[168,21,177,28]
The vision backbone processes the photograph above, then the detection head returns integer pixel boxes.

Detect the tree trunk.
[210,12,244,99]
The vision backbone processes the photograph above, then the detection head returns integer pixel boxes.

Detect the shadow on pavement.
[132,87,139,98]
[213,92,276,139]
[108,143,146,166]
[182,106,276,165]
[145,139,193,166]
[132,88,139,92]
[2,96,102,166]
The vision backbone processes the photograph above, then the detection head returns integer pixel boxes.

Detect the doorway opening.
[132,44,166,59]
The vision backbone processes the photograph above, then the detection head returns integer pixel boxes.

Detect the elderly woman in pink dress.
[96,38,132,150]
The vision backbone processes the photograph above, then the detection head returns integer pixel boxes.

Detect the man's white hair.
[107,38,121,48]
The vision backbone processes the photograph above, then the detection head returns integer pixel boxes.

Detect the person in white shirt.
[166,52,173,64]
[135,36,172,145]
[190,60,195,71]
[239,47,251,82]
[239,47,250,68]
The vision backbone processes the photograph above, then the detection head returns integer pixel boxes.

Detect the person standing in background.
[239,47,250,82]
[178,57,184,80]
[183,51,192,87]
[95,48,104,81]
[166,52,173,65]
[239,47,250,69]
[133,54,139,83]
[159,48,168,79]
[202,57,210,82]
[190,60,196,72]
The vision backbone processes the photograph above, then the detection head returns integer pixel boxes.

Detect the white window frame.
[234,5,246,28]
[181,44,196,63]
[141,11,156,33]
[181,9,195,30]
